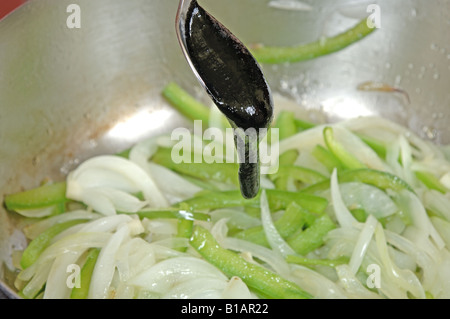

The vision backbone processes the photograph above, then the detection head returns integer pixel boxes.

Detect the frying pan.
[0,0,449,298]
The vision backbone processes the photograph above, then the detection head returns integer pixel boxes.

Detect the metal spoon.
[175,0,274,199]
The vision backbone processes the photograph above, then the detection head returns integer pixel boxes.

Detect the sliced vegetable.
[286,255,349,268]
[4,182,67,211]
[323,126,365,170]
[273,165,328,186]
[266,189,328,213]
[357,134,387,159]
[270,111,300,189]
[234,202,315,247]
[70,248,101,299]
[179,189,328,214]
[302,168,415,194]
[287,214,336,255]
[152,147,240,187]
[294,118,316,131]
[251,17,376,64]
[189,225,312,299]
[415,171,449,194]
[162,82,229,128]
[274,111,299,164]
[176,219,194,252]
[20,219,87,269]
[14,202,65,218]
[136,209,210,222]
[312,144,343,173]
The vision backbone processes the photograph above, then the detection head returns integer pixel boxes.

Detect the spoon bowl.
[175,0,274,199]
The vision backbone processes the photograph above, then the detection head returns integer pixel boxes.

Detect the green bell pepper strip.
[311,144,343,173]
[350,208,367,223]
[287,214,336,256]
[415,171,449,194]
[270,111,299,189]
[178,189,328,214]
[286,255,349,268]
[70,248,101,299]
[152,147,240,187]
[294,118,316,132]
[301,168,415,195]
[357,134,387,160]
[275,111,298,141]
[177,219,194,239]
[135,209,210,222]
[234,202,317,247]
[273,165,328,186]
[323,126,366,170]
[176,219,194,253]
[4,182,67,211]
[189,226,312,299]
[162,82,230,128]
[265,189,328,213]
[251,17,377,64]
[20,219,88,269]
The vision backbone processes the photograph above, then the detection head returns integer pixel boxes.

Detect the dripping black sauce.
[183,0,273,199]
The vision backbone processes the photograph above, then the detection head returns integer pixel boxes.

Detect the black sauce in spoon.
[182,0,274,199]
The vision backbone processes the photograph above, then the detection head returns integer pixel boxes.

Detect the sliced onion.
[221,276,254,299]
[260,190,296,258]
[129,137,203,203]
[342,116,441,161]
[333,124,388,171]
[395,189,445,251]
[324,227,359,260]
[430,217,450,249]
[128,137,159,166]
[384,229,436,289]
[210,218,229,244]
[89,224,130,299]
[79,215,133,233]
[210,208,261,230]
[128,257,227,294]
[81,187,148,216]
[222,237,291,276]
[23,210,100,240]
[289,264,347,299]
[278,125,325,155]
[398,134,416,186]
[427,250,450,299]
[18,232,111,284]
[15,205,59,218]
[295,151,330,177]
[268,0,313,11]
[374,223,425,299]
[147,163,202,203]
[163,277,227,299]
[19,260,52,299]
[335,264,382,299]
[116,238,156,282]
[340,182,398,219]
[423,189,450,222]
[66,155,168,212]
[330,169,358,228]
[44,251,84,299]
[348,215,378,274]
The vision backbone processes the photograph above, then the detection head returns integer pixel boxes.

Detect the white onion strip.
[260,190,296,258]
[348,214,378,274]
[89,224,130,299]
[330,169,358,228]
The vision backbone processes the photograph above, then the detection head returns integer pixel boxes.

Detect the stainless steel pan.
[1,0,449,298]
